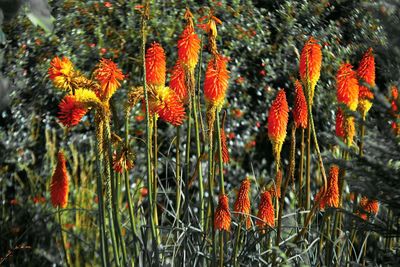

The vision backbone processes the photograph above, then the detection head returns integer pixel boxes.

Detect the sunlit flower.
[256,190,274,228]
[293,80,308,129]
[214,194,231,231]
[50,151,69,208]
[94,58,124,100]
[204,55,230,110]
[177,25,201,71]
[58,95,88,127]
[146,42,166,86]
[268,89,289,163]
[48,56,75,91]
[234,178,251,228]
[357,48,375,118]
[336,63,359,111]
[170,62,188,103]
[149,86,186,126]
[315,165,339,210]
[299,37,322,103]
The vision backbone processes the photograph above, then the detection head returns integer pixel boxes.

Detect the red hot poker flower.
[146,42,166,86]
[336,63,359,111]
[48,56,74,91]
[94,58,124,100]
[177,25,201,71]
[256,190,275,228]
[299,37,322,103]
[315,165,339,210]
[214,194,231,231]
[268,89,289,163]
[170,62,188,103]
[335,107,345,139]
[360,196,379,215]
[357,48,375,118]
[50,151,69,208]
[234,178,251,228]
[58,95,88,127]
[293,80,308,129]
[204,55,230,110]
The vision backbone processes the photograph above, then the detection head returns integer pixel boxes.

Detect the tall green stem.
[57,208,70,267]
[175,126,182,224]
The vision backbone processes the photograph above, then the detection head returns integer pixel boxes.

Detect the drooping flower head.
[170,62,188,103]
[214,194,231,231]
[336,63,359,111]
[48,56,75,91]
[94,58,124,101]
[204,55,230,110]
[113,149,134,174]
[314,165,339,210]
[146,42,166,86]
[50,151,69,208]
[148,86,186,126]
[198,11,222,56]
[357,48,375,119]
[360,196,379,215]
[293,80,308,129]
[256,190,275,228]
[58,95,88,127]
[268,89,289,164]
[299,37,322,104]
[234,178,251,219]
[177,24,201,71]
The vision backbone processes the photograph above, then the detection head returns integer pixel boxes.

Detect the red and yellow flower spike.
[299,36,322,104]
[58,95,88,127]
[214,194,231,231]
[293,80,308,129]
[148,86,186,126]
[50,151,69,208]
[256,190,275,228]
[234,178,251,228]
[360,196,379,215]
[204,55,230,110]
[146,42,166,86]
[267,89,289,165]
[177,19,201,71]
[170,62,188,103]
[336,63,359,111]
[357,48,375,119]
[314,165,339,210]
[48,56,75,91]
[94,58,124,101]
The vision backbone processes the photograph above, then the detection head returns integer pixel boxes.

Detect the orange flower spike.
[204,55,230,110]
[336,63,359,111]
[50,151,69,208]
[170,62,188,103]
[146,42,166,86]
[214,194,231,231]
[360,196,379,215]
[48,56,74,90]
[149,86,186,126]
[299,37,322,103]
[335,107,345,139]
[234,178,251,216]
[95,58,124,100]
[314,165,339,210]
[357,48,375,118]
[392,86,399,100]
[293,80,308,129]
[58,95,88,127]
[256,190,275,228]
[267,89,289,162]
[177,25,201,71]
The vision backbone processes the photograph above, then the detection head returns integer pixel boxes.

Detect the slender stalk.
[103,117,121,267]
[124,115,139,263]
[298,128,305,209]
[184,101,192,224]
[305,119,311,214]
[232,219,243,267]
[207,121,216,266]
[95,119,109,267]
[219,231,224,267]
[175,126,182,224]
[152,116,160,244]
[57,208,70,267]
[141,2,159,259]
